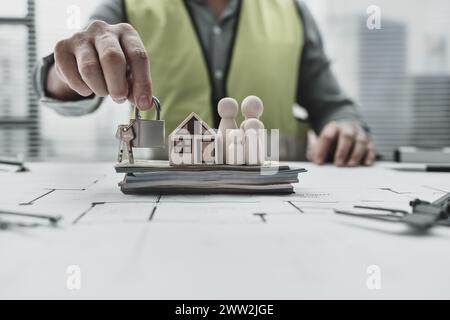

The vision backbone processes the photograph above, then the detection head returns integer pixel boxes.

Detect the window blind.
[358,17,413,160]
[0,0,39,159]
[312,0,450,160]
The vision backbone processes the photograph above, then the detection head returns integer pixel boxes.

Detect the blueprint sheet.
[0,162,449,299]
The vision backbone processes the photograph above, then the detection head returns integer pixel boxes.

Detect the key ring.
[126,96,161,131]
[134,96,161,120]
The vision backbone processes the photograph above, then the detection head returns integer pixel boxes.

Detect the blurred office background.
[0,0,449,161]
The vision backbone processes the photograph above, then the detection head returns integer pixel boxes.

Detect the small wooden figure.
[226,129,245,165]
[218,97,239,163]
[240,95,264,130]
[243,118,265,165]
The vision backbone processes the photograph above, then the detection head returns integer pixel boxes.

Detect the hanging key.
[116,125,136,164]
[116,125,131,163]
[121,127,136,164]
[116,125,126,163]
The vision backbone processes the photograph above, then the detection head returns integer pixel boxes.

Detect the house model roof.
[169,112,216,137]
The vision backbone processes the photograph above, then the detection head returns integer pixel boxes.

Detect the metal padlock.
[131,96,165,148]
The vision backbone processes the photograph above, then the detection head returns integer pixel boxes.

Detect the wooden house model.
[169,112,219,165]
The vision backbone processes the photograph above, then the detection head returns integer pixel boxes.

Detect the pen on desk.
[392,165,450,173]
[425,165,450,172]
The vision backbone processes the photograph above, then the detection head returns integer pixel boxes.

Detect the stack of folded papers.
[115,160,306,195]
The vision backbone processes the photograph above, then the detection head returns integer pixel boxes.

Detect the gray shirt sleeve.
[34,0,125,117]
[296,1,369,134]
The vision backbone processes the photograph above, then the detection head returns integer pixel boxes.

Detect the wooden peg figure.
[226,129,245,165]
[243,118,265,165]
[240,95,264,130]
[218,97,239,163]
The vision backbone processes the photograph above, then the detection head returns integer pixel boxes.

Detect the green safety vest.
[125,0,306,139]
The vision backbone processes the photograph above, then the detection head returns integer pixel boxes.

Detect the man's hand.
[312,121,376,167]
[47,20,153,111]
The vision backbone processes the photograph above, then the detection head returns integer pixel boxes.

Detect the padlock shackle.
[135,96,161,120]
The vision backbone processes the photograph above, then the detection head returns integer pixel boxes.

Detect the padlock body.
[131,120,165,148]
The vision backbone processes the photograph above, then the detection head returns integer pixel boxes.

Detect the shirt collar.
[187,0,239,21]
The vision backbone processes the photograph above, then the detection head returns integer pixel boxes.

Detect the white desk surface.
[0,161,449,299]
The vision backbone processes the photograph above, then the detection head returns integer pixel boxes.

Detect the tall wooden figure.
[218,97,239,164]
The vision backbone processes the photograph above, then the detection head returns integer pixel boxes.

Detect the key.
[121,127,136,164]
[116,125,127,163]
[116,116,138,163]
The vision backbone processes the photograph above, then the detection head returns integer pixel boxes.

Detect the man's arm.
[296,1,376,166]
[33,0,129,116]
